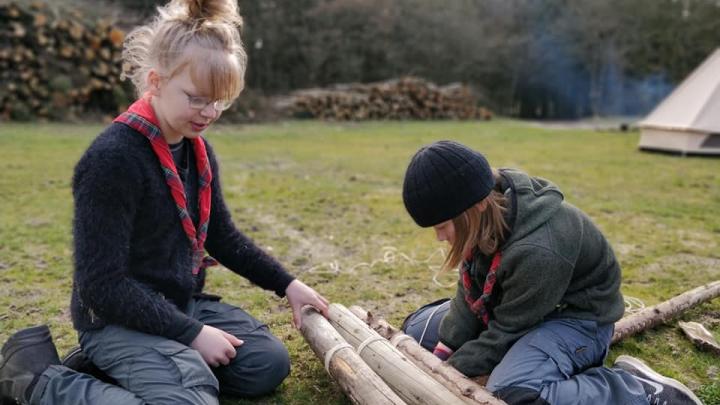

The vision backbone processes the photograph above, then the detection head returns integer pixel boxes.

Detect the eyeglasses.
[185,92,233,112]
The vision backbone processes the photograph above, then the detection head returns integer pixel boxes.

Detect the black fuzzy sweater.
[71,122,295,345]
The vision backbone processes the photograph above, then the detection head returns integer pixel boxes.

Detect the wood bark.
[678,321,720,356]
[612,280,720,344]
[328,303,473,405]
[299,307,407,405]
[349,306,506,405]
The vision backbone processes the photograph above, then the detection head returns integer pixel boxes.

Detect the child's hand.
[191,325,244,367]
[285,279,330,329]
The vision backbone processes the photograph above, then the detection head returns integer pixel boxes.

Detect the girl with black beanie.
[401,140,702,405]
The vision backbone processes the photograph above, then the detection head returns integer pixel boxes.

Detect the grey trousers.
[486,318,648,405]
[30,298,291,405]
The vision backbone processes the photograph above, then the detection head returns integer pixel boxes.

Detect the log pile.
[348,305,500,404]
[281,77,493,121]
[300,304,505,405]
[0,1,129,121]
[299,281,720,404]
[299,307,407,405]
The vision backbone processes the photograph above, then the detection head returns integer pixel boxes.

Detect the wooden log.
[349,306,506,405]
[612,281,720,344]
[108,28,125,48]
[678,321,720,356]
[299,307,407,405]
[328,303,472,405]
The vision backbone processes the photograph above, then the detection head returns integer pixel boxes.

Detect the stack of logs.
[281,77,493,121]
[300,281,720,405]
[301,303,505,405]
[0,2,128,120]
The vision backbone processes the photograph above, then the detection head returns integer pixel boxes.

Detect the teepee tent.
[638,48,720,155]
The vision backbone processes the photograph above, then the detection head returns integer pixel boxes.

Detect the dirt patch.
[248,210,341,274]
[615,243,639,257]
[675,229,718,251]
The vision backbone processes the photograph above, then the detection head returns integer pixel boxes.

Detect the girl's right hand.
[191,325,244,367]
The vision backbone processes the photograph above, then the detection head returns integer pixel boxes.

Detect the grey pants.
[30,298,291,405]
[486,318,648,405]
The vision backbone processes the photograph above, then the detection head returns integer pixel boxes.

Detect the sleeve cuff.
[274,272,296,298]
[165,313,204,346]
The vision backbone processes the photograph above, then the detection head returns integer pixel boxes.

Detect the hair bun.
[186,0,243,27]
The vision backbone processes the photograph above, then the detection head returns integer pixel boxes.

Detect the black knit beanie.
[402,140,495,227]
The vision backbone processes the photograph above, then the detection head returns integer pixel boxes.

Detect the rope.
[323,342,354,373]
[623,296,646,314]
[305,246,451,286]
[389,334,416,347]
[305,246,646,311]
[357,336,386,356]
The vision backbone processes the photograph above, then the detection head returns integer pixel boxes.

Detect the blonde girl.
[0,1,328,404]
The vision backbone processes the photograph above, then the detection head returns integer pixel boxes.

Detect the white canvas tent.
[638,48,720,155]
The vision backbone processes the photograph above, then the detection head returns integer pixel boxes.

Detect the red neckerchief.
[113,96,216,275]
[461,249,502,326]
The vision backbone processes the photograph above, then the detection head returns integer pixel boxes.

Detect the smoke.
[505,0,677,120]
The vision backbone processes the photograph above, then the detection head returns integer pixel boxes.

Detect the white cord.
[305,246,645,306]
[418,302,446,346]
[324,342,354,373]
[623,296,646,314]
[389,334,415,347]
[305,246,452,286]
[357,335,386,356]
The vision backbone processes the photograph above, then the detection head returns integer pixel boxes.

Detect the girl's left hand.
[285,279,330,329]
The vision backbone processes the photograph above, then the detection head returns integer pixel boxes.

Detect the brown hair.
[441,172,509,272]
[121,0,247,101]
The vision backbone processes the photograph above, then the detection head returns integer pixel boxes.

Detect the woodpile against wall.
[0,2,128,121]
[278,77,494,121]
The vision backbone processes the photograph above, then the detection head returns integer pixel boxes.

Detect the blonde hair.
[441,172,509,272]
[121,0,247,101]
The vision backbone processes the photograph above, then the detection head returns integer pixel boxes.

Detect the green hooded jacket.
[439,169,625,377]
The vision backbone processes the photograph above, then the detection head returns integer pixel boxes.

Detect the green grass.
[1,120,719,404]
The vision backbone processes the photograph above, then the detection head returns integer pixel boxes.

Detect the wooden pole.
[299,307,407,405]
[612,280,720,344]
[349,305,506,405]
[328,303,473,405]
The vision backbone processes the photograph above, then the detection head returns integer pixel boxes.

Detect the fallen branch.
[612,280,720,344]
[299,307,407,405]
[678,321,720,356]
[328,303,472,405]
[349,305,505,405]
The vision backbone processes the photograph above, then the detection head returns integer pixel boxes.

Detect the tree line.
[29,0,720,119]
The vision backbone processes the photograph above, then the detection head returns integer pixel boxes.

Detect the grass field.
[1,119,719,404]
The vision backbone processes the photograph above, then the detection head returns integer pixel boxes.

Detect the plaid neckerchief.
[113,96,216,275]
[461,249,502,326]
